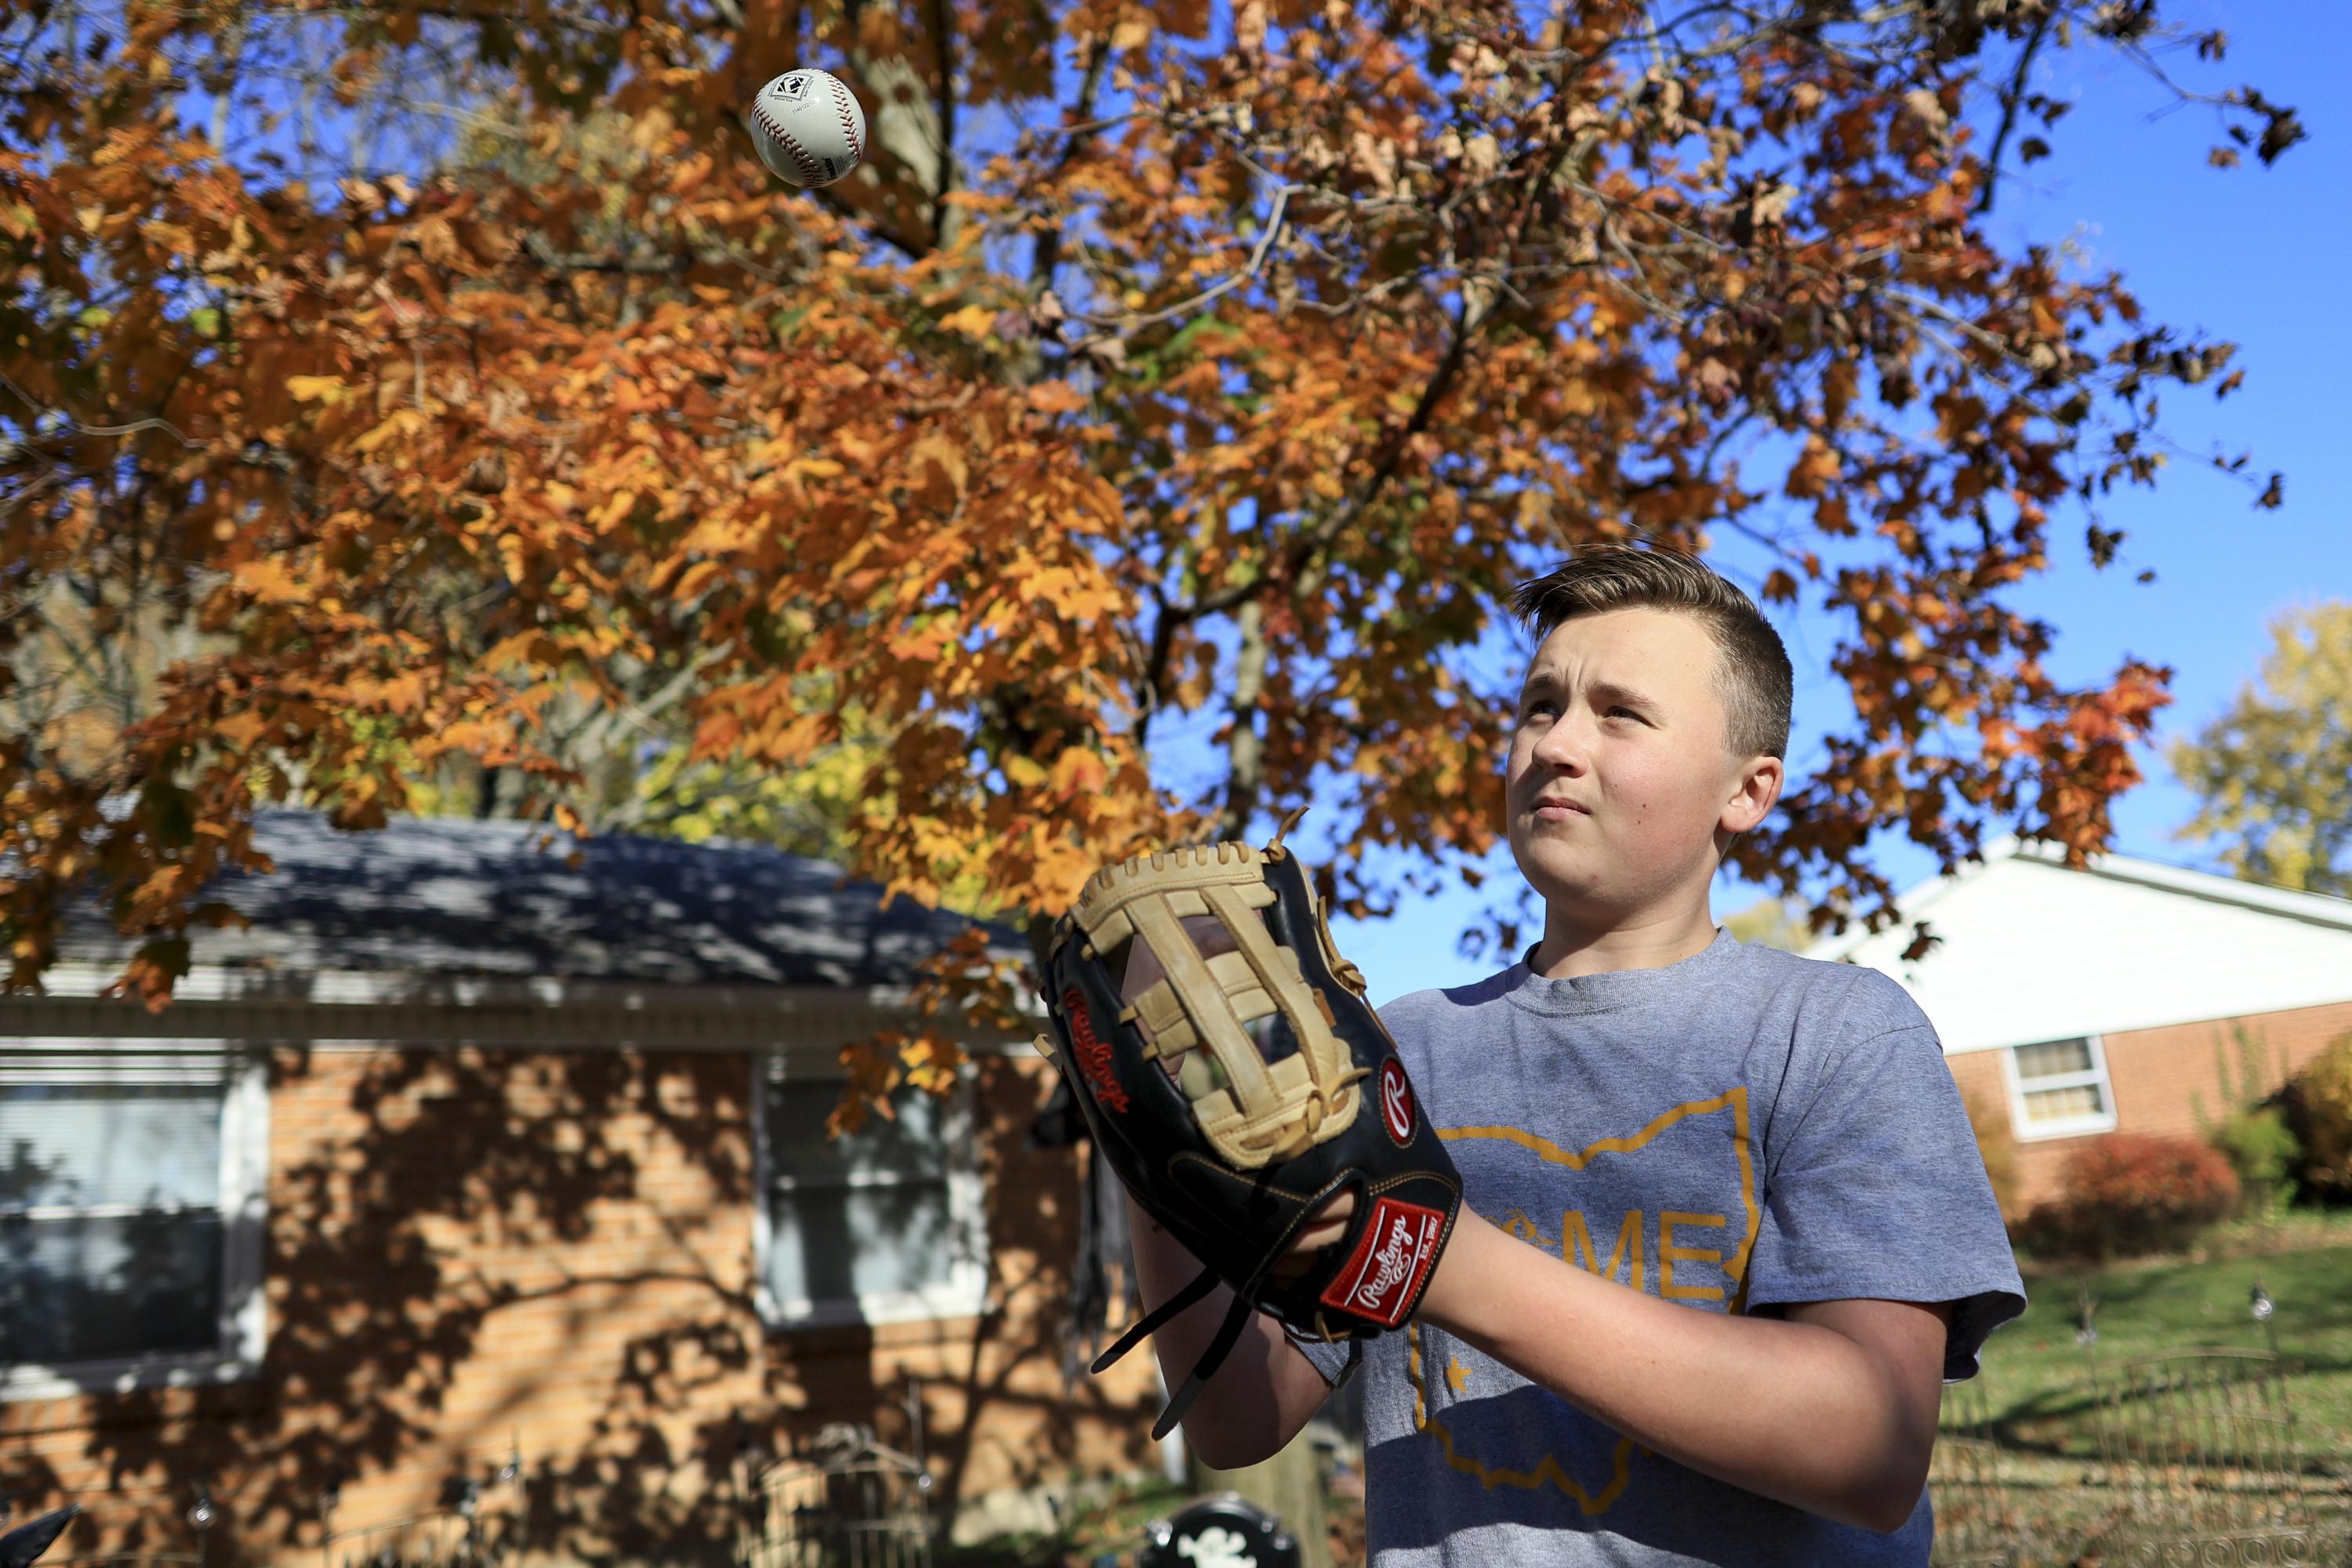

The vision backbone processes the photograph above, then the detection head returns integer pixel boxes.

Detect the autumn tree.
[0,0,2310,1540]
[1722,896,1815,954]
[2168,601,2352,897]
[0,0,2303,1007]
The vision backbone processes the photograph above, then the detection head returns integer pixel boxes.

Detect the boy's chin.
[1507,844,1621,910]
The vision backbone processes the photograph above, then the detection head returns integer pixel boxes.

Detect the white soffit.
[1808,841,2352,1055]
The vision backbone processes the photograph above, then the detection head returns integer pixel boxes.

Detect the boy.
[1123,546,2024,1564]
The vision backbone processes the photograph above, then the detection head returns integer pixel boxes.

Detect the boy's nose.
[1530,718,1591,773]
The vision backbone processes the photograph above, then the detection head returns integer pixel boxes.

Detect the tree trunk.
[1192,581,1328,1566]
[1218,597,1269,839]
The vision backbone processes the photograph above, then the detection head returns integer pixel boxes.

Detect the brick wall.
[1943,1047,2020,1221]
[1948,998,2352,1211]
[0,1044,1158,1566]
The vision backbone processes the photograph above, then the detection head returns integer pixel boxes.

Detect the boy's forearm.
[1418,1210,1946,1534]
[1124,1194,1329,1468]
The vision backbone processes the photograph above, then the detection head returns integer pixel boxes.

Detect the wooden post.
[1188,1430,1332,1568]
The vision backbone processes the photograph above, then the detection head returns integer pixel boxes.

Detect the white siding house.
[1806,837,2352,1207]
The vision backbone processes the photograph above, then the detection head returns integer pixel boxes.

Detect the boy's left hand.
[1272,1192,1359,1283]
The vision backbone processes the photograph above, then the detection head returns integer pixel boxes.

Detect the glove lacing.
[1088,1265,1255,1442]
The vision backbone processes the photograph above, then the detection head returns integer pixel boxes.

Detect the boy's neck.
[1529,905,1721,980]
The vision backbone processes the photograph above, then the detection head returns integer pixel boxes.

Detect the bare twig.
[1975,9,2056,215]
[1071,183,1297,331]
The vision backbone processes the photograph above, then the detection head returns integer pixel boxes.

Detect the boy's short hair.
[1512,546,1794,761]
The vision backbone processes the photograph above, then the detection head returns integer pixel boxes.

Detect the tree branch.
[927,0,960,250]
[1185,288,1483,623]
[1068,184,1294,330]
[1974,9,2056,216]
[1029,34,1112,292]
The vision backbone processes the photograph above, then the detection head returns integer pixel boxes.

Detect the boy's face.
[1505,607,1766,927]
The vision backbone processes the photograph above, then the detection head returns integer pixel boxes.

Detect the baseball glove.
[1035,820,1461,1439]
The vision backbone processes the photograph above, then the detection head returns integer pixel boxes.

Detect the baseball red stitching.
[827,78,865,160]
[752,100,825,186]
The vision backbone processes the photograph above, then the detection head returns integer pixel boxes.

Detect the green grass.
[1957,1211,2352,1468]
[946,1223,2352,1566]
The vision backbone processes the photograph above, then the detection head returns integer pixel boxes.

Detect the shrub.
[2194,1022,2300,1215]
[2282,1032,2352,1203]
[2019,1134,2240,1261]
[2208,1105,2301,1217]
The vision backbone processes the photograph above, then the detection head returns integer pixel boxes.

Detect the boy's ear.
[1722,754,1784,835]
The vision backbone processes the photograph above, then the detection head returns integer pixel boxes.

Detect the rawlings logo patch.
[1320,1196,1446,1327]
[1380,1058,1415,1145]
[1061,986,1130,1114]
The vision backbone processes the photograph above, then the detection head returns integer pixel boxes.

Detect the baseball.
[746,68,867,189]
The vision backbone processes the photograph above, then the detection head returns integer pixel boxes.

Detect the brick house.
[1808,837,2352,1212]
[0,811,1160,1565]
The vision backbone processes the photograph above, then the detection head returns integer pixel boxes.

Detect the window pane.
[2013,1039,2094,1083]
[0,1083,223,1210]
[765,1077,946,1184]
[2023,1083,2107,1124]
[768,1181,956,1307]
[0,1213,223,1363]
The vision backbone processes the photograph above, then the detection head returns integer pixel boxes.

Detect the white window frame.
[0,1041,270,1402]
[2003,1034,2119,1142]
[751,1051,987,1330]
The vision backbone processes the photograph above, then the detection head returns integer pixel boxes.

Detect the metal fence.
[1931,1345,2349,1567]
[735,1431,933,1568]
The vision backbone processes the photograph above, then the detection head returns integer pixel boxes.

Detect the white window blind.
[2009,1036,2116,1139]
[760,1062,982,1323]
[0,1052,234,1368]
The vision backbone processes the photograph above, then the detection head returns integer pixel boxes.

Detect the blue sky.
[1327,2,2352,1004]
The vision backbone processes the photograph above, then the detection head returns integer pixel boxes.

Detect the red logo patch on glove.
[1062,986,1131,1114]
[1319,1196,1447,1327]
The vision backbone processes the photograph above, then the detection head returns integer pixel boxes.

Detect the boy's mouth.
[1530,796,1591,822]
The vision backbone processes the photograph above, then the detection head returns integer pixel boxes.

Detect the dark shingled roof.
[58,811,1025,989]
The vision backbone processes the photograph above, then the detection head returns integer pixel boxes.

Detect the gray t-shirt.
[1293,928,2024,1567]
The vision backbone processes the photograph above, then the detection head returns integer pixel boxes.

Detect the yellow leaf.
[381,671,426,712]
[415,215,458,264]
[287,376,353,406]
[593,489,639,528]
[1027,383,1085,415]
[354,408,423,453]
[1050,748,1108,796]
[910,434,969,497]
[213,710,269,750]
[233,557,308,604]
[939,303,997,339]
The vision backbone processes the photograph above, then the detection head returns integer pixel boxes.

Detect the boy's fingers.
[1269,1192,1358,1287]
[1292,1192,1357,1253]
